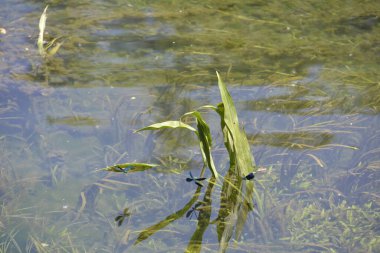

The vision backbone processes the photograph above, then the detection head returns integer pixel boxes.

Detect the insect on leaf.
[216,71,255,177]
[215,72,257,248]
[101,163,159,173]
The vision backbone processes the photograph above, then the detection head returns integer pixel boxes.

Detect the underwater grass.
[10,0,376,89]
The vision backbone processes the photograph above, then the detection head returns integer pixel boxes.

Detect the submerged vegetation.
[0,1,379,252]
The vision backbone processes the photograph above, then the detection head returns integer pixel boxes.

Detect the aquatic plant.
[101,72,257,252]
[38,6,64,59]
[2,1,378,252]
[286,196,380,252]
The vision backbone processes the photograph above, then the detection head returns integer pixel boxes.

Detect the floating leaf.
[101,163,159,173]
[136,120,196,133]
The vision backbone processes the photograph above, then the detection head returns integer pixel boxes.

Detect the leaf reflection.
[186,176,216,253]
[134,186,202,245]
[186,202,203,220]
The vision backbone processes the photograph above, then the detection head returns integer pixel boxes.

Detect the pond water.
[1,1,379,252]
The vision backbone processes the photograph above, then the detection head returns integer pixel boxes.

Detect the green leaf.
[198,105,218,111]
[101,163,158,173]
[38,6,48,57]
[136,120,196,133]
[216,71,255,176]
[215,72,256,247]
[183,111,218,178]
[216,72,239,135]
[215,103,236,165]
[47,40,64,57]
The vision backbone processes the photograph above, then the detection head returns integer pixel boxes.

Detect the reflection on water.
[1,0,379,252]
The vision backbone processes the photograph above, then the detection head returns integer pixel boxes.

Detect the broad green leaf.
[215,103,236,165]
[101,163,158,173]
[216,72,239,135]
[198,105,218,111]
[216,71,255,176]
[183,111,218,178]
[183,111,213,147]
[136,120,196,133]
[215,72,256,249]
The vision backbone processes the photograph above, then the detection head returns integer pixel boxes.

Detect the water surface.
[0,1,379,252]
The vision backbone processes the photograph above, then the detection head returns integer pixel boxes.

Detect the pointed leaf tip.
[136,121,197,133]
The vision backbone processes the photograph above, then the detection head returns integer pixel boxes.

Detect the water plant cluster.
[98,77,380,252]
[102,72,256,252]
